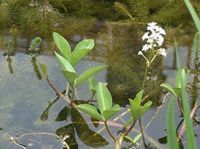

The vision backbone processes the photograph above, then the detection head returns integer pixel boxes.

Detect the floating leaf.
[97,82,112,114]
[71,39,94,65]
[53,32,71,60]
[75,65,107,86]
[77,104,103,120]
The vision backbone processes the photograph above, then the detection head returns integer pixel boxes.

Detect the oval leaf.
[75,65,107,86]
[53,32,71,60]
[54,52,76,73]
[77,104,103,121]
[71,39,94,65]
[97,82,112,113]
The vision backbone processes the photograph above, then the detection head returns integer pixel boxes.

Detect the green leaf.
[88,76,97,93]
[140,101,152,116]
[30,37,41,49]
[77,104,103,121]
[39,63,48,79]
[71,39,94,65]
[62,71,77,85]
[54,52,76,73]
[167,98,180,149]
[180,68,197,149]
[53,32,71,60]
[97,82,112,114]
[125,133,142,145]
[183,0,200,32]
[75,65,107,86]
[129,90,152,120]
[102,104,120,120]
[160,83,177,97]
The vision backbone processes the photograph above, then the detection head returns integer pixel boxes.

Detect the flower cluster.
[138,22,167,57]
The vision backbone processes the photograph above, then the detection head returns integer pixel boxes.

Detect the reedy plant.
[162,0,200,148]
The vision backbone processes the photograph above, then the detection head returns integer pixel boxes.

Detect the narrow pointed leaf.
[97,82,112,113]
[160,83,177,97]
[102,104,120,120]
[77,104,103,121]
[167,98,179,149]
[40,63,48,79]
[140,101,152,116]
[75,65,107,86]
[88,76,97,93]
[53,32,71,60]
[71,39,94,65]
[180,68,197,149]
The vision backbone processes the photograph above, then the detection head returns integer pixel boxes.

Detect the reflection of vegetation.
[6,56,14,74]
[0,0,199,51]
[31,56,42,80]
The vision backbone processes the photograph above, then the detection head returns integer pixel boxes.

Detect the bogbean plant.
[51,21,167,149]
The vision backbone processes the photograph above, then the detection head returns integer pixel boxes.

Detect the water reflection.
[0,42,199,148]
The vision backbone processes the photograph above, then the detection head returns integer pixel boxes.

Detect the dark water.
[0,34,200,148]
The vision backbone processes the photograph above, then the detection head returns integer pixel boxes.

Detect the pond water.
[0,40,199,149]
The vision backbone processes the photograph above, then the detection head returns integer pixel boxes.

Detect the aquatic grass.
[167,98,179,149]
[162,40,197,149]
[183,0,200,32]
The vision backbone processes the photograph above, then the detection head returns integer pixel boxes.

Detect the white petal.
[157,48,167,57]
[142,32,150,40]
[138,51,143,55]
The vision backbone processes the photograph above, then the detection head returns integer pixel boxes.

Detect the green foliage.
[78,82,120,121]
[183,0,200,32]
[30,37,42,49]
[162,38,198,149]
[88,76,97,93]
[53,32,71,60]
[167,98,179,149]
[129,90,152,121]
[40,63,48,79]
[75,65,107,86]
[54,32,106,87]
[71,39,94,66]
[77,104,103,120]
[180,69,197,149]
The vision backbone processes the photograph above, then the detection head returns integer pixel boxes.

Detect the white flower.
[141,44,152,52]
[157,48,167,57]
[142,22,166,48]
[138,51,143,55]
[142,32,150,40]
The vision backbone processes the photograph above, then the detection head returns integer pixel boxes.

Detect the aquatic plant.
[40,22,166,148]
[162,1,200,149]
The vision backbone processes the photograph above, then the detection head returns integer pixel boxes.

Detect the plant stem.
[139,63,149,147]
[105,120,116,141]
